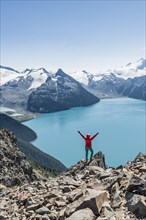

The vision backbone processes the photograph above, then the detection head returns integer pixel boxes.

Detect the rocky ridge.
[0,128,38,187]
[0,137,146,220]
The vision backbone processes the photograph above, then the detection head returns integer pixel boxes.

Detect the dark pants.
[85,147,93,160]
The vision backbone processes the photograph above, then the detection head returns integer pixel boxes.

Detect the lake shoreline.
[1,97,145,123]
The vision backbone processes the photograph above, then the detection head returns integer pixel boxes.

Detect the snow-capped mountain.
[0,66,99,112]
[112,58,146,80]
[0,65,22,86]
[27,69,100,112]
[69,70,93,86]
[0,67,52,111]
[118,75,146,100]
[69,58,146,100]
[0,66,52,89]
[70,58,146,85]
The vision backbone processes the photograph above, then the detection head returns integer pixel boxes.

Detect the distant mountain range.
[0,58,145,114]
[69,58,146,100]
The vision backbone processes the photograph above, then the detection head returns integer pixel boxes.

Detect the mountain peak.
[136,58,146,69]
[56,68,66,77]
[0,65,19,73]
[37,68,50,74]
[23,68,32,73]
[137,58,145,62]
[82,70,88,74]
[125,62,131,67]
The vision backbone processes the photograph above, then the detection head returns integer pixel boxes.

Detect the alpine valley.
[0,58,146,114]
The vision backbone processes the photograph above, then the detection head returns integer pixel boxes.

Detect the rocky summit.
[0,131,146,220]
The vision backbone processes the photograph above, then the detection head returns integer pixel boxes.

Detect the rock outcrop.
[0,135,146,220]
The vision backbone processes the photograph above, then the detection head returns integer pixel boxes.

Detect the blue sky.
[1,0,145,73]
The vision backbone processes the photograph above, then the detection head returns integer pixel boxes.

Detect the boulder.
[126,192,146,217]
[66,208,96,220]
[100,201,115,218]
[76,189,108,216]
[0,184,6,192]
[86,151,107,169]
[36,206,50,215]
[126,175,146,196]
[115,210,125,220]
[67,189,85,202]
[26,203,41,211]
[0,215,5,220]
[57,207,66,220]
[42,214,51,220]
[111,182,122,209]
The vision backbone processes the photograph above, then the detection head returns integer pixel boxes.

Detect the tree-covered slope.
[0,113,37,142]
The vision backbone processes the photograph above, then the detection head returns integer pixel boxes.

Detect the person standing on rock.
[78,131,99,162]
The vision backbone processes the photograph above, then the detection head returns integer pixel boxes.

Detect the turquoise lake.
[23,98,146,168]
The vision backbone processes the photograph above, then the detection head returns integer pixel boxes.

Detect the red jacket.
[78,131,99,148]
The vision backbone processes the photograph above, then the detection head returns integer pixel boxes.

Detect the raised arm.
[78,131,86,139]
[91,132,99,140]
